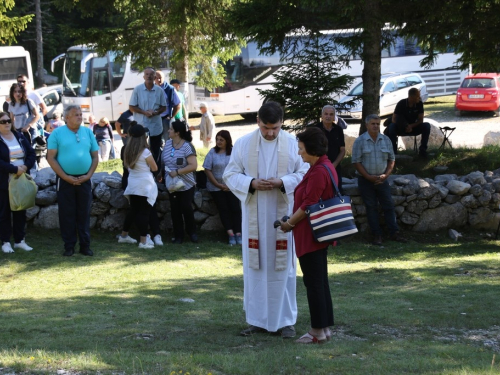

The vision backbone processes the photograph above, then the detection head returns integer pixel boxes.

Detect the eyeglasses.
[0,119,12,124]
[17,80,26,83]
[75,133,80,143]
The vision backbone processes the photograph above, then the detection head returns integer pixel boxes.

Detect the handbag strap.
[320,164,342,198]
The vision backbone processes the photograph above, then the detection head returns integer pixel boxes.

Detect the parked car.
[337,72,429,120]
[455,73,500,116]
[35,85,63,122]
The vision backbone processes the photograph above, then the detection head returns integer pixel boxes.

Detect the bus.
[193,35,468,117]
[51,45,173,123]
[0,46,33,105]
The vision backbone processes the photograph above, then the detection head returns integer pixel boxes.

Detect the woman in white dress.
[118,124,158,249]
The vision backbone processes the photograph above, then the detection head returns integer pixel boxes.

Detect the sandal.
[295,332,327,344]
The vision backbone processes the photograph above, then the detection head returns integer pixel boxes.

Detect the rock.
[401,119,445,149]
[103,175,123,189]
[394,177,411,186]
[343,184,360,196]
[93,182,111,202]
[354,204,367,216]
[435,174,458,183]
[91,172,109,184]
[491,193,500,207]
[418,179,430,189]
[91,201,110,216]
[432,183,449,199]
[448,229,462,241]
[351,196,364,205]
[155,199,171,213]
[26,205,40,221]
[200,214,224,231]
[401,211,419,225]
[413,202,468,232]
[407,200,428,215]
[492,178,500,193]
[157,190,169,201]
[483,183,495,193]
[428,195,442,209]
[445,194,461,204]
[100,210,127,231]
[159,215,173,231]
[34,167,56,188]
[479,190,492,206]
[193,190,203,209]
[394,154,414,164]
[406,194,418,203]
[446,180,471,195]
[483,131,500,146]
[194,211,210,223]
[109,188,129,209]
[392,196,406,205]
[402,182,420,195]
[200,200,218,215]
[467,171,486,185]
[460,195,478,209]
[391,185,404,196]
[89,216,97,229]
[473,212,500,230]
[469,184,483,197]
[394,205,405,217]
[33,204,59,229]
[469,207,495,227]
[417,185,439,200]
[35,190,57,205]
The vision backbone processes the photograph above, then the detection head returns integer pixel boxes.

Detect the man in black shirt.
[315,105,346,192]
[386,88,431,157]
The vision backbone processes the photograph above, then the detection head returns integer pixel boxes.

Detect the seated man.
[386,87,431,157]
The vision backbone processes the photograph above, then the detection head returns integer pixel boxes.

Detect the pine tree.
[0,0,33,44]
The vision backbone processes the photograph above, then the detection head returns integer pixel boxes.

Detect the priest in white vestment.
[223,102,308,337]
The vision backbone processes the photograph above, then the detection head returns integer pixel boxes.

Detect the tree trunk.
[359,1,383,135]
[35,0,44,87]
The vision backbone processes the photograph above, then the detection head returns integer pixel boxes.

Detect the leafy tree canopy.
[0,0,33,44]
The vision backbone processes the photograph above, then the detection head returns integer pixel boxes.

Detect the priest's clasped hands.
[251,178,284,191]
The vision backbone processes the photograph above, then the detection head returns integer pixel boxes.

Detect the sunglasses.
[75,132,80,143]
[17,80,26,83]
[0,119,12,124]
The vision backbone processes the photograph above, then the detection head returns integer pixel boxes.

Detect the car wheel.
[493,107,500,117]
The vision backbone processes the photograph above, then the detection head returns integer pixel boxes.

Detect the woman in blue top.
[162,120,198,244]
[203,130,242,245]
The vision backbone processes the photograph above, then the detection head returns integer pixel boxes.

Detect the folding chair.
[439,127,456,149]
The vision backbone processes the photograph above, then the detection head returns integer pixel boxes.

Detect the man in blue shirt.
[155,71,180,144]
[129,67,167,165]
[352,114,406,246]
[47,105,99,256]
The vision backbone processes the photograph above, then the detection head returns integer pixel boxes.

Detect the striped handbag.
[305,164,358,242]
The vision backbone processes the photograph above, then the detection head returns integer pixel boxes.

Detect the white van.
[337,72,429,119]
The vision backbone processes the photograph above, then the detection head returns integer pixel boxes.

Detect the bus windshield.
[0,57,29,81]
[63,50,92,97]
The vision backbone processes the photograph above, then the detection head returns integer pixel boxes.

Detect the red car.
[455,73,500,116]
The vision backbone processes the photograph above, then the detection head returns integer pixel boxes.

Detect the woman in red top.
[280,127,337,344]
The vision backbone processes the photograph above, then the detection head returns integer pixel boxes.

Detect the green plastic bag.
[9,173,38,211]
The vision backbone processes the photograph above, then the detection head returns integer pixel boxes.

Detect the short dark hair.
[170,79,181,85]
[408,87,420,97]
[258,101,283,124]
[297,127,328,156]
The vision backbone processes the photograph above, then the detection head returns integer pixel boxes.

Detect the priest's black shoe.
[63,248,74,257]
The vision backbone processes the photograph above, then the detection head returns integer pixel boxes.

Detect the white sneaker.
[2,242,14,253]
[118,235,138,244]
[153,234,163,246]
[138,241,154,249]
[14,240,33,251]
[146,234,155,246]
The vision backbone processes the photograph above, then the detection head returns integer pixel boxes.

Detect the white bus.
[193,35,467,117]
[51,45,172,123]
[0,46,33,104]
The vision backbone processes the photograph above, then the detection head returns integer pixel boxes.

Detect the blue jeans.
[357,176,398,236]
[387,122,430,154]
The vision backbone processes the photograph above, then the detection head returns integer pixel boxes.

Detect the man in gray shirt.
[129,67,166,164]
[352,114,406,246]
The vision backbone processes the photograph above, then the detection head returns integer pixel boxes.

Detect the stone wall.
[29,167,500,234]
[344,169,500,232]
[29,168,225,233]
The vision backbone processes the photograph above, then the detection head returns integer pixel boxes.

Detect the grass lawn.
[1,228,499,374]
